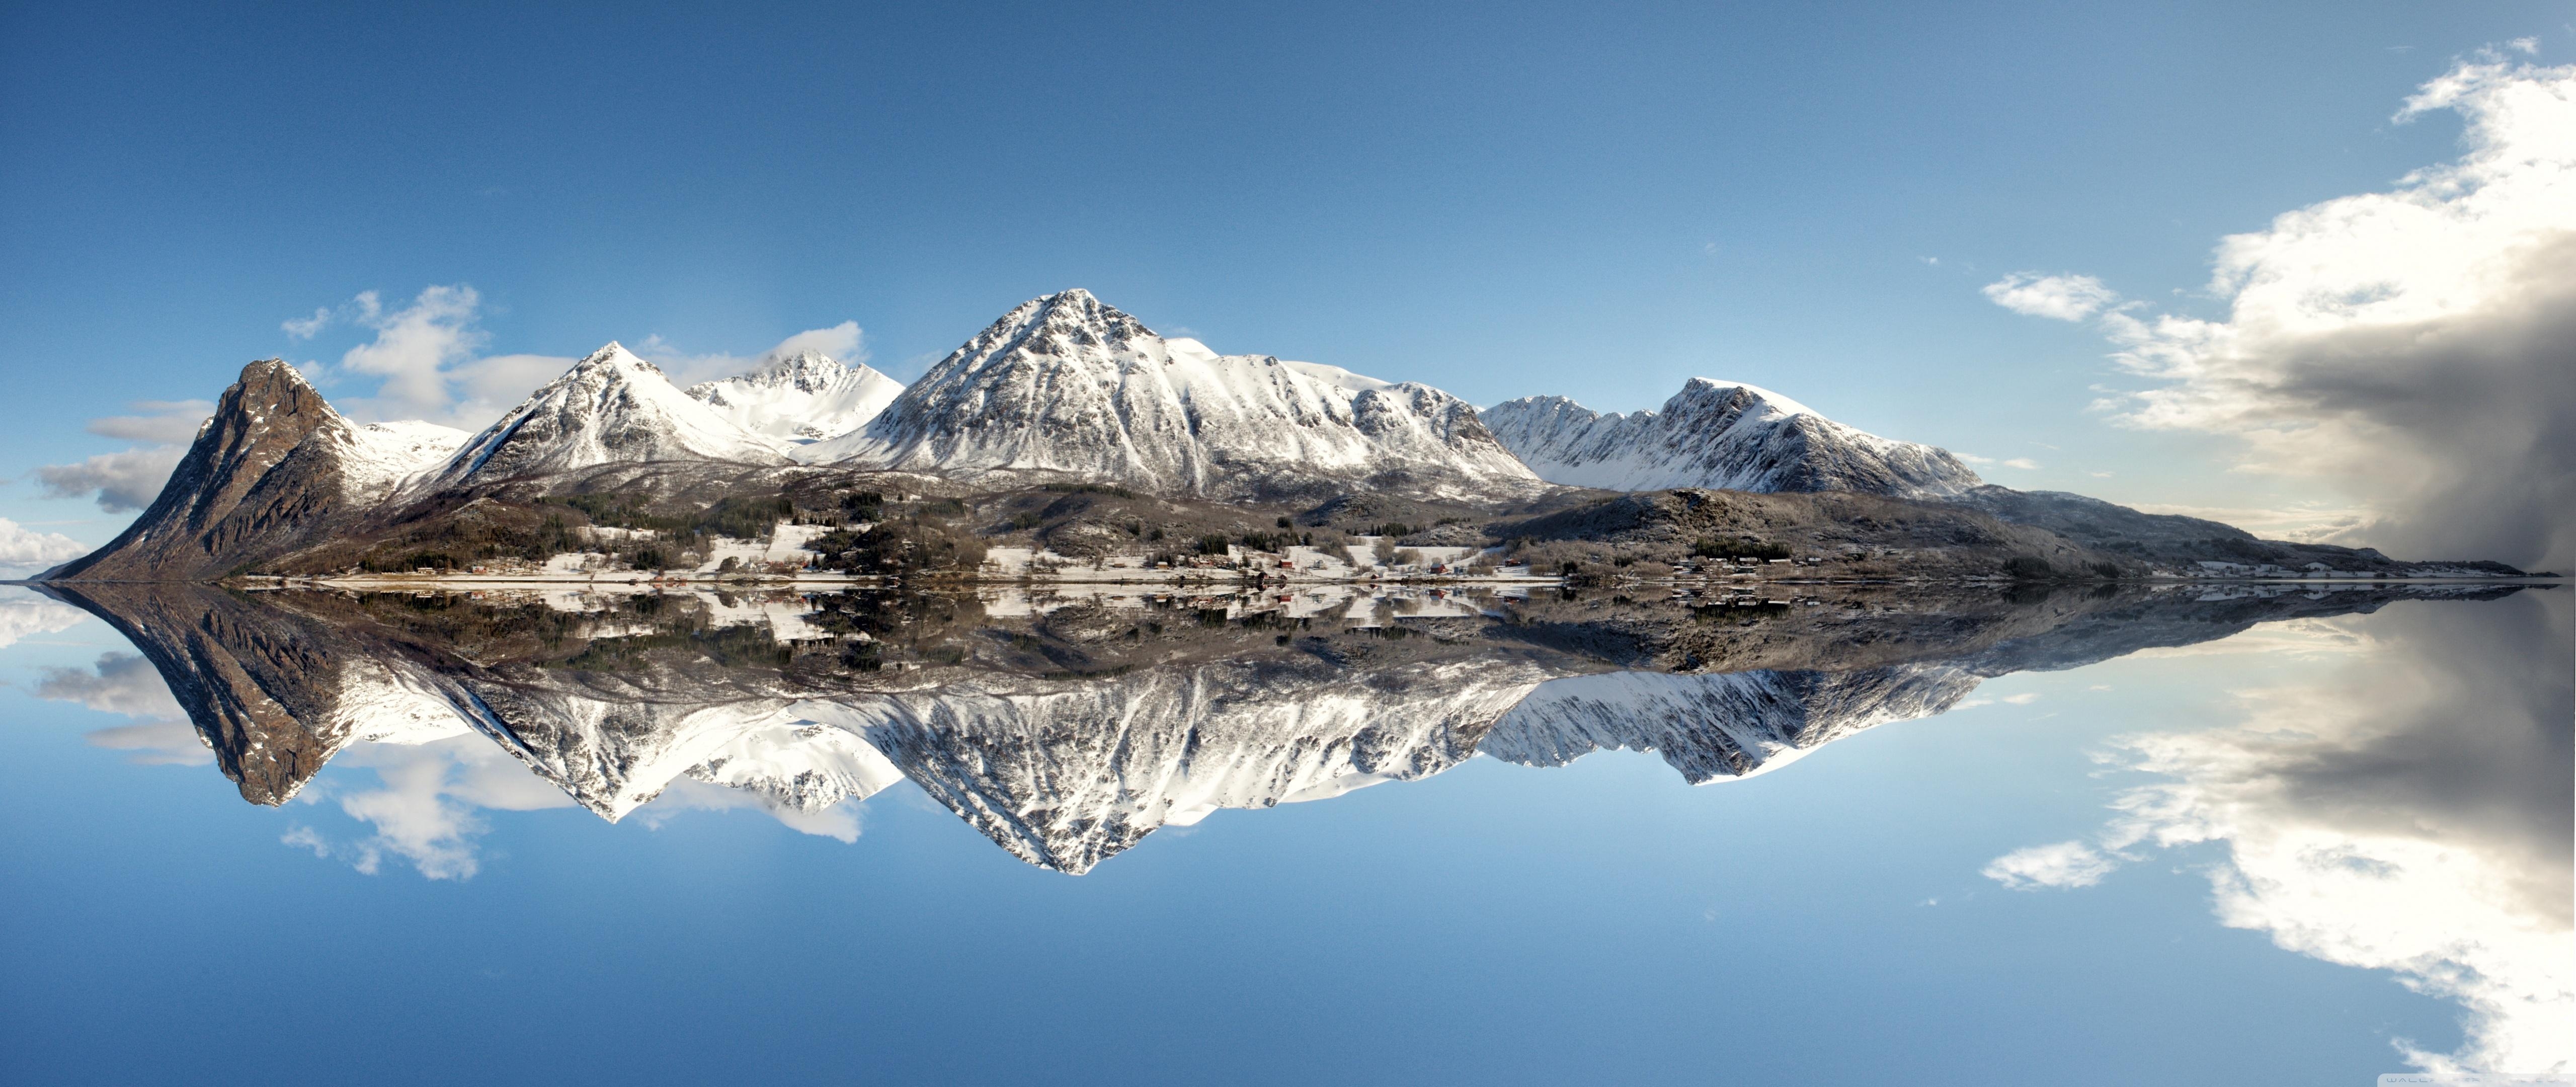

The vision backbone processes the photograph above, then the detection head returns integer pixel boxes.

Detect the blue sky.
[4,1,2570,562]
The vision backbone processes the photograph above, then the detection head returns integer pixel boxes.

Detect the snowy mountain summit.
[803,289,1541,501]
[426,342,786,489]
[686,351,903,446]
[1480,378,1982,499]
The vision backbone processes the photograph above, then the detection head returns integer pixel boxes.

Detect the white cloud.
[1956,452,1996,465]
[0,518,90,571]
[1982,272,2121,321]
[33,444,188,513]
[1982,840,2119,889]
[2002,50,2576,571]
[2001,457,2040,470]
[2000,692,2041,705]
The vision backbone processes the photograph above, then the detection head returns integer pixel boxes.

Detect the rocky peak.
[43,360,360,581]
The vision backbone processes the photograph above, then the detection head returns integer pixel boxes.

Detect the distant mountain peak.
[1482,378,1980,498]
[687,349,904,446]
[427,342,786,487]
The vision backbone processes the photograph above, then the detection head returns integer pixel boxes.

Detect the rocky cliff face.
[1481,379,1983,499]
[42,361,462,581]
[805,290,1543,502]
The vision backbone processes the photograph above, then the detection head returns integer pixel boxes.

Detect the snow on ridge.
[794,289,1540,499]
[1480,377,1981,498]
[687,350,905,446]
[337,419,469,503]
[424,342,786,488]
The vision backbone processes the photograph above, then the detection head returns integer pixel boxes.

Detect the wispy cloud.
[83,400,213,444]
[32,445,187,514]
[1982,840,2118,889]
[1981,273,2121,321]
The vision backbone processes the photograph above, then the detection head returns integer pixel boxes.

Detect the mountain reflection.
[37,579,2538,878]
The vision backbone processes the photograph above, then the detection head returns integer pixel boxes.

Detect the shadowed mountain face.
[43,362,465,581]
[46,580,2535,871]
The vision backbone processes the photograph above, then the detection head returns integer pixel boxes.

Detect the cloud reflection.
[1992,593,2573,1074]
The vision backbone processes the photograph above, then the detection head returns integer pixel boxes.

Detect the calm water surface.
[0,581,2565,1085]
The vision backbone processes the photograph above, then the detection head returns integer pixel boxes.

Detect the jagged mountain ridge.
[423,343,786,490]
[685,351,904,446]
[802,289,1543,501]
[42,360,464,581]
[1481,378,1983,499]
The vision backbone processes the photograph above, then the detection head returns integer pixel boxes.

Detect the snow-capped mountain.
[801,290,1542,501]
[42,360,466,581]
[424,343,786,490]
[1481,378,1982,499]
[685,351,903,446]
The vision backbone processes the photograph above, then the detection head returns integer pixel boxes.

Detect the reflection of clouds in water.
[34,651,209,765]
[2125,615,2371,660]
[288,733,577,880]
[0,591,91,649]
[1992,596,2573,1073]
[38,652,185,721]
[285,735,867,880]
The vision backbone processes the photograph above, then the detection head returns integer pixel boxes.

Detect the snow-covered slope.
[801,290,1542,501]
[840,656,1554,873]
[1480,664,1980,783]
[425,343,786,489]
[1481,378,1982,498]
[686,351,903,447]
[337,419,469,501]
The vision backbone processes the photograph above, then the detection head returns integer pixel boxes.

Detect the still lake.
[1,580,2565,1085]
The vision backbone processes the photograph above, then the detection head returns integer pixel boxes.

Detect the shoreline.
[6,574,2560,589]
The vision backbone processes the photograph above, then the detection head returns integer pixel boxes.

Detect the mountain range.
[33,287,2534,582]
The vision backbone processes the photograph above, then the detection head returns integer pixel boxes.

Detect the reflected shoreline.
[31,578,2540,873]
